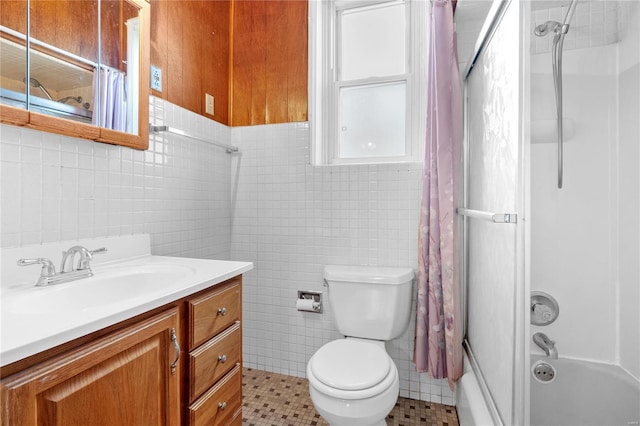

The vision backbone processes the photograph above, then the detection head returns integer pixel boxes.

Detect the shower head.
[24,77,45,90]
[22,77,54,101]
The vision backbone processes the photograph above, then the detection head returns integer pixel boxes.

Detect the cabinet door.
[0,308,181,426]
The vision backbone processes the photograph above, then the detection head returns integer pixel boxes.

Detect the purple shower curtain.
[92,66,127,132]
[414,0,463,389]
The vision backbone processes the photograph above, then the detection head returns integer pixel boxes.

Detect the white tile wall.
[229,122,454,404]
[0,97,453,404]
[0,96,232,260]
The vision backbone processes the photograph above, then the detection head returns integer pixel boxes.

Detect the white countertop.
[0,235,253,367]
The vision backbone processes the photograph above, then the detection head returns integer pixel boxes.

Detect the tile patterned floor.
[242,368,459,426]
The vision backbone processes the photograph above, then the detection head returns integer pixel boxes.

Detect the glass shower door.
[461,1,528,424]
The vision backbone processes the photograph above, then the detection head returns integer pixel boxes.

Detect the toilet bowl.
[307,265,415,425]
[307,338,399,426]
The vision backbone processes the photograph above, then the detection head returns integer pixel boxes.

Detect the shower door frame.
[459,0,531,424]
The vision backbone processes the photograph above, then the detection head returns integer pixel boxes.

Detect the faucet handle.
[17,258,56,277]
[89,247,107,256]
[78,247,107,270]
[81,247,107,269]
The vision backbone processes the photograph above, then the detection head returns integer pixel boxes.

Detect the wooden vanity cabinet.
[0,275,244,426]
[0,307,182,426]
[186,277,243,425]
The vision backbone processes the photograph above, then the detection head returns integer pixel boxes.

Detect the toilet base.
[309,374,399,426]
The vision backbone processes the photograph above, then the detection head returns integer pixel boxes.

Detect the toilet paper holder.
[297,290,323,313]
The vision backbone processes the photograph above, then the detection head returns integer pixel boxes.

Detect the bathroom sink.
[0,235,254,368]
[4,263,196,315]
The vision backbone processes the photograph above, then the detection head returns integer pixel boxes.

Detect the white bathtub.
[456,351,495,426]
[531,356,640,426]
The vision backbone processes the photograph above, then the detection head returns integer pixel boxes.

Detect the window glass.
[339,3,406,81]
[309,0,424,165]
[339,81,406,158]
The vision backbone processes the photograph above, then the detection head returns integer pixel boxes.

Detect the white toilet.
[307,265,415,426]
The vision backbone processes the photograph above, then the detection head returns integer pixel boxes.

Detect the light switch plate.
[150,65,162,92]
[205,93,214,115]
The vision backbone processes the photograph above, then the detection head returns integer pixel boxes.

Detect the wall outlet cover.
[150,65,162,92]
[205,93,214,115]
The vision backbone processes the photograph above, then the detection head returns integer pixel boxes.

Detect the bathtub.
[531,356,640,426]
[456,351,495,426]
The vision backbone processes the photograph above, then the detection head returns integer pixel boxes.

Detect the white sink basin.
[5,263,196,315]
[1,235,254,368]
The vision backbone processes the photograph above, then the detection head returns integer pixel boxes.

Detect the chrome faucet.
[18,246,106,287]
[60,246,105,272]
[533,332,558,359]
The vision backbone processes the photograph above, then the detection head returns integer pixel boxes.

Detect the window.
[309,0,427,165]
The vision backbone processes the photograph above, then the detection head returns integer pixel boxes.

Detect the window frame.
[309,0,427,166]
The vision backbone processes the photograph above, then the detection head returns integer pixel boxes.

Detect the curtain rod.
[149,125,239,154]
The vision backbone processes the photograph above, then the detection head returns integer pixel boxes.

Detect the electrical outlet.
[205,93,214,115]
[150,65,162,92]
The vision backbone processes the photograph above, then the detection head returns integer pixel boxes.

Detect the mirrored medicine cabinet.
[0,0,150,150]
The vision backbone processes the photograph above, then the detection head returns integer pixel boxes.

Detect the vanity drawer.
[188,279,241,349]
[188,364,242,426]
[189,321,241,401]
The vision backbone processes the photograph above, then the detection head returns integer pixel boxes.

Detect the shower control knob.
[531,291,559,326]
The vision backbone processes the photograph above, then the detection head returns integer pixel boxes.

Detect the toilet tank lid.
[324,265,415,285]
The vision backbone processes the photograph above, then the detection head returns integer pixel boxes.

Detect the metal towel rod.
[149,124,239,154]
[457,208,518,224]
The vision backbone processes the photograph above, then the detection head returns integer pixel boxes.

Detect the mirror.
[0,1,29,125]
[0,0,149,150]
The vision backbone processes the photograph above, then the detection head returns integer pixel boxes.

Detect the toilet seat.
[307,339,397,400]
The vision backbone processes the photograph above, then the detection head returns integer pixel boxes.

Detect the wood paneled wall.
[0,1,27,34]
[150,0,307,127]
[1,0,128,69]
[2,0,308,126]
[230,0,307,126]
[150,0,231,124]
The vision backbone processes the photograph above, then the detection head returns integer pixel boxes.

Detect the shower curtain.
[92,66,127,132]
[414,0,463,389]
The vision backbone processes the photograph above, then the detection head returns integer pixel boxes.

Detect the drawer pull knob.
[218,402,227,410]
[217,307,227,316]
[218,354,227,363]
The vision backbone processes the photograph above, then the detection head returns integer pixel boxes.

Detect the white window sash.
[309,0,426,166]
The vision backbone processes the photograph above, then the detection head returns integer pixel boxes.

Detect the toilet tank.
[324,265,415,340]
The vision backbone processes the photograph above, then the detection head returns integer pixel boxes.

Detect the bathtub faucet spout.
[533,332,558,359]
